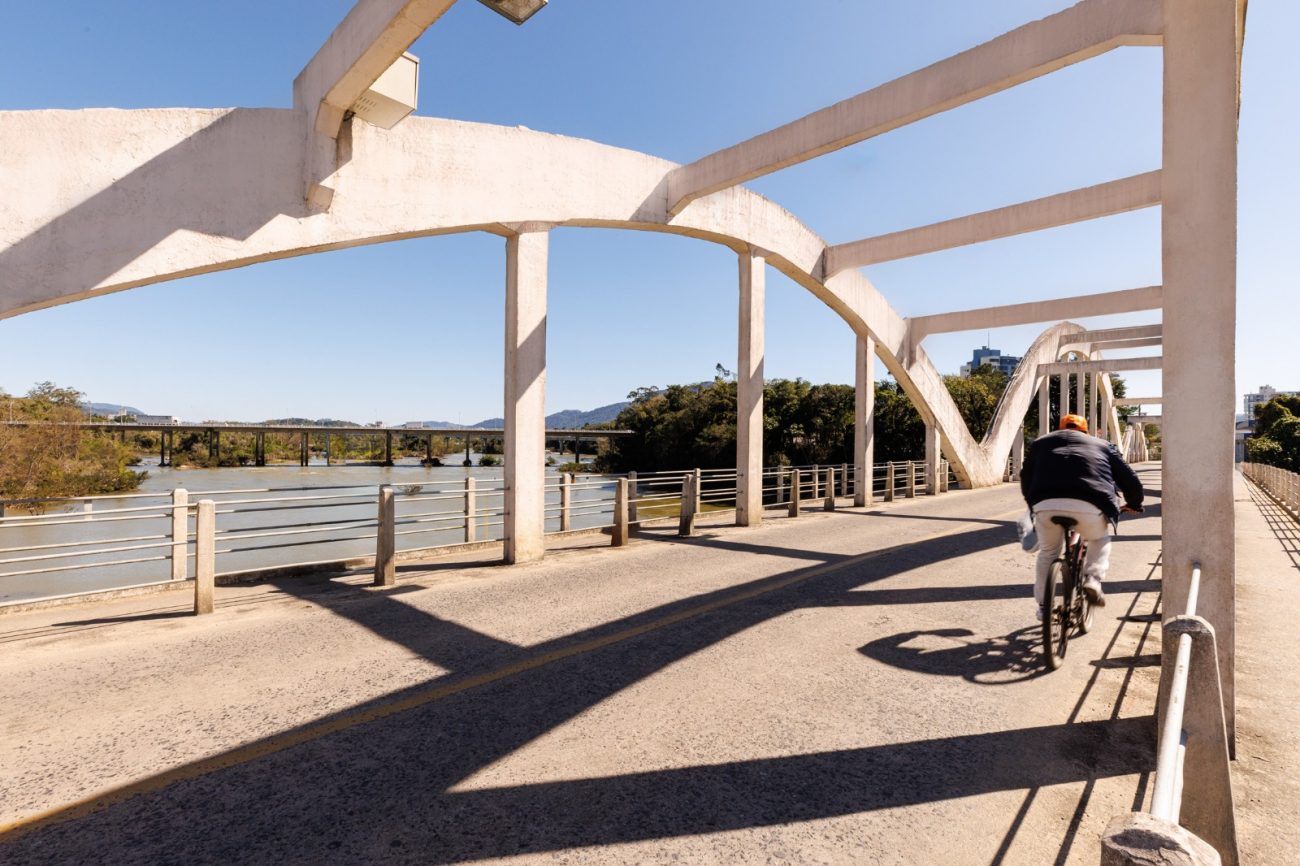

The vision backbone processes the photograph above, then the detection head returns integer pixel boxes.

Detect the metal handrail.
[1151,563,1201,823]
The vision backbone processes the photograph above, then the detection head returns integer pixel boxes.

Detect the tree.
[1247,396,1300,471]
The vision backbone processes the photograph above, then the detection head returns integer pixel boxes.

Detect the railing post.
[678,472,697,536]
[374,485,395,587]
[787,469,802,518]
[906,461,916,498]
[627,471,639,528]
[612,478,629,547]
[83,499,93,521]
[811,464,821,499]
[464,477,477,543]
[840,462,848,497]
[171,488,189,580]
[194,499,215,616]
[560,472,573,532]
[885,463,896,502]
[823,467,836,512]
[940,460,950,493]
[776,467,786,504]
[693,467,702,514]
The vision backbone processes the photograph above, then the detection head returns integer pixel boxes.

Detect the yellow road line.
[0,506,1022,840]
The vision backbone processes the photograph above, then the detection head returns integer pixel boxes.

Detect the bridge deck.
[0,466,1287,864]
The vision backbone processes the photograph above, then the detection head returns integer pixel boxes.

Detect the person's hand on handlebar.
[1121,504,1144,514]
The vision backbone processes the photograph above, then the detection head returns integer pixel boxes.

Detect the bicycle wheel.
[1042,559,1069,670]
[1077,589,1095,635]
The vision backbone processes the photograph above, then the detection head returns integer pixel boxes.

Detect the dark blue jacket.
[1019,430,1144,523]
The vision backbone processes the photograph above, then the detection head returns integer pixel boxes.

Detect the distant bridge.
[1,422,632,467]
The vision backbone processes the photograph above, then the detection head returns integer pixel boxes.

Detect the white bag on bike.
[1016,510,1039,552]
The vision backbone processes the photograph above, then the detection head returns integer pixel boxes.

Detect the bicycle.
[1041,515,1093,671]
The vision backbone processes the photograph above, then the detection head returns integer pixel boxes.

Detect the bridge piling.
[171,488,188,580]
[194,500,215,615]
[374,485,395,587]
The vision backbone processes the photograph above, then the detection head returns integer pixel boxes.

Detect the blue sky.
[1,1,1292,423]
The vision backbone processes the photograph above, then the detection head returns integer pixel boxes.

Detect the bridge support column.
[736,249,765,527]
[1160,0,1239,745]
[503,225,549,564]
[255,432,266,467]
[1011,427,1025,482]
[300,431,309,466]
[324,432,331,465]
[384,431,393,466]
[1038,375,1051,437]
[854,334,875,506]
[924,424,941,495]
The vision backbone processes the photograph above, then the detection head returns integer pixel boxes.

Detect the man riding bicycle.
[1019,414,1144,620]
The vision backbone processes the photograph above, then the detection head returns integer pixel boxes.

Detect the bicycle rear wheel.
[1042,559,1070,670]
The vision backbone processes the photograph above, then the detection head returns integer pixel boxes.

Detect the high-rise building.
[960,346,1022,378]
[1244,384,1297,418]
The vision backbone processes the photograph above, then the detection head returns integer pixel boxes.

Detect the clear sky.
[1,1,1293,424]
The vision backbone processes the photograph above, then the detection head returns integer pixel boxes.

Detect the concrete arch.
[4,107,1051,487]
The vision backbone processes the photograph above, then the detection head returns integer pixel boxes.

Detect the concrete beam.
[1092,337,1163,352]
[1039,356,1163,375]
[293,0,456,206]
[1115,397,1163,406]
[909,285,1163,344]
[666,0,1162,215]
[824,171,1160,274]
[1060,324,1163,347]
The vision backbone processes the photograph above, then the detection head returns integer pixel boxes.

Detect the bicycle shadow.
[859,626,1048,685]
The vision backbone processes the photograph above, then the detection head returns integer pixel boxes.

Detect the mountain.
[472,400,630,430]
[83,402,144,417]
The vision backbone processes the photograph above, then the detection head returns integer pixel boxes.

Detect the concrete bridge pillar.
[503,225,550,564]
[736,248,765,527]
[1011,428,1025,482]
[1038,375,1050,437]
[1160,0,1239,743]
[255,432,266,467]
[854,334,875,507]
[924,423,941,495]
[324,432,331,465]
[383,431,394,466]
[300,431,309,466]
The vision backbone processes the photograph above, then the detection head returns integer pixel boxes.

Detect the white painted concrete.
[824,171,1161,273]
[503,225,549,564]
[854,335,875,507]
[736,250,765,527]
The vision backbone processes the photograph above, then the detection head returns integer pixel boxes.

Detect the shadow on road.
[1,514,1160,864]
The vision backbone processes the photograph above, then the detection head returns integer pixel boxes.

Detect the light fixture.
[477,0,548,25]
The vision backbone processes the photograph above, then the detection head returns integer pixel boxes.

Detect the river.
[0,454,618,603]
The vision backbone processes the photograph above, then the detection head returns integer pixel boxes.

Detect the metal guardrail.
[0,458,957,611]
[1138,562,1239,865]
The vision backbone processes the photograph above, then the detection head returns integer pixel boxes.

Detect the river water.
[0,455,619,603]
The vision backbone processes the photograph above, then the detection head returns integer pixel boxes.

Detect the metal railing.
[1,458,958,611]
[1241,462,1300,522]
[1138,562,1239,864]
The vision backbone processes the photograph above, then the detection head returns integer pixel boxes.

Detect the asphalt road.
[0,470,1173,864]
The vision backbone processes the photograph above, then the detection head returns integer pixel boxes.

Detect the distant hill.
[472,400,629,430]
[405,400,630,431]
[83,402,144,417]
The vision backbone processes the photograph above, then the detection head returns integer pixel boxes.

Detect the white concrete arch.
[0,107,1058,488]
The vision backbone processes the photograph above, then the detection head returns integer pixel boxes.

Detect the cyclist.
[1020,414,1144,619]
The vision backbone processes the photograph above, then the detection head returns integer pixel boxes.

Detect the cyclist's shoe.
[1034,604,1044,622]
[1082,576,1106,607]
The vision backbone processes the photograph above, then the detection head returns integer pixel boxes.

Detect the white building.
[1243,385,1297,418]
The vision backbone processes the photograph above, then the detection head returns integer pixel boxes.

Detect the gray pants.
[1033,501,1112,607]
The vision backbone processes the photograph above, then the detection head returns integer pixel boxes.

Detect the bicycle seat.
[1050,516,1078,529]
